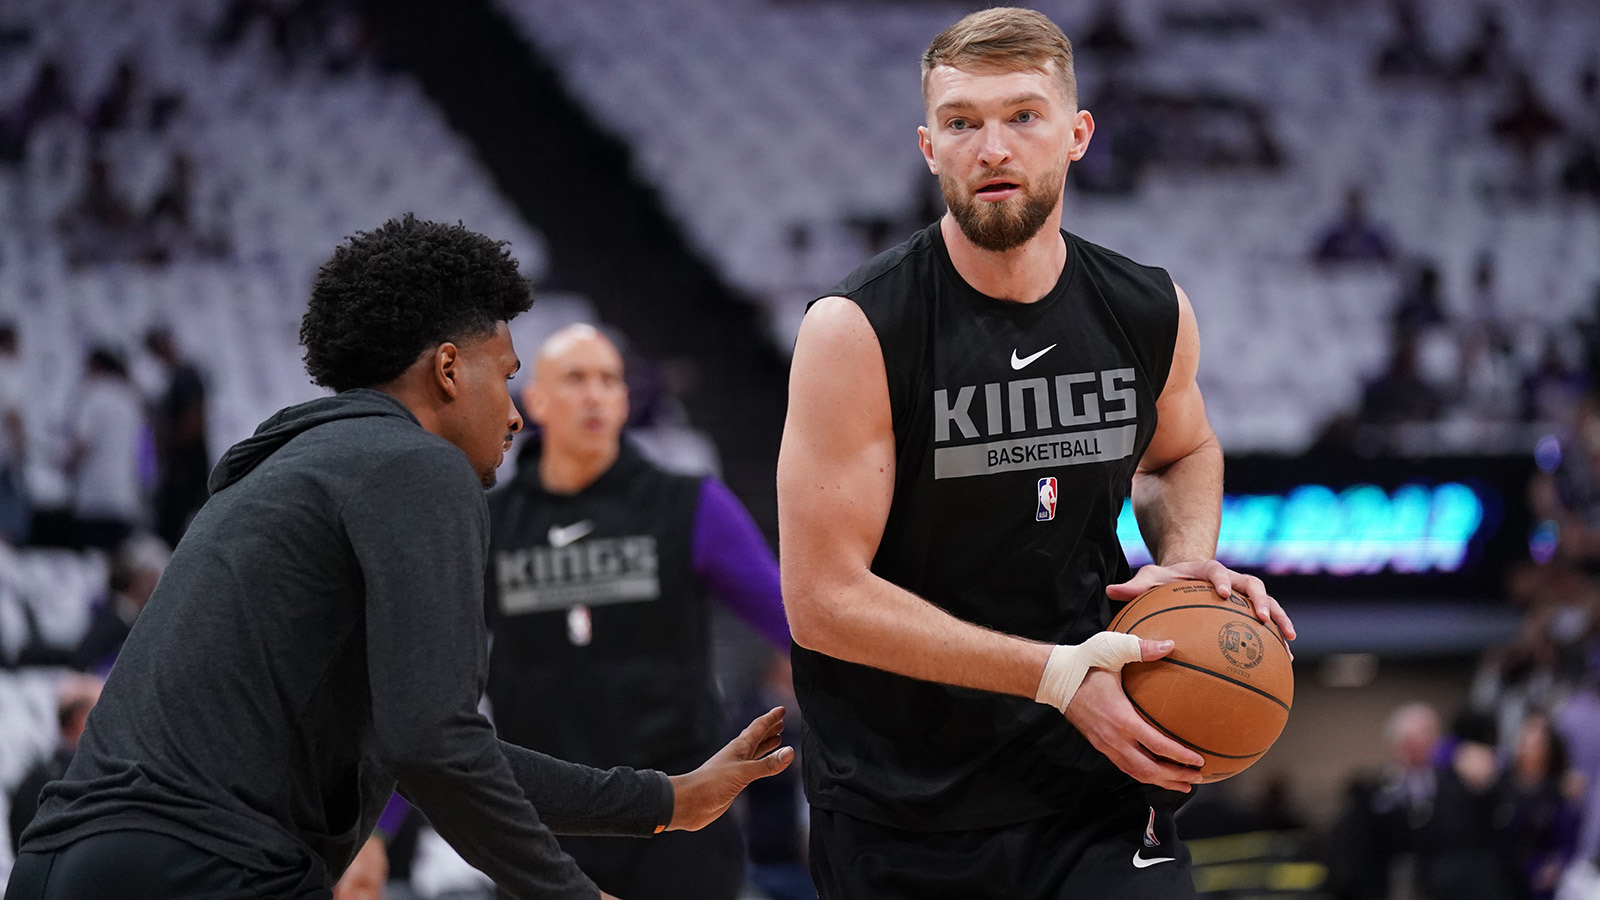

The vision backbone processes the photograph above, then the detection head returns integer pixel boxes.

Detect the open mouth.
[977,182,1019,194]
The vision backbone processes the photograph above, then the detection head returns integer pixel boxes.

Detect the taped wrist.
[1034,632,1145,713]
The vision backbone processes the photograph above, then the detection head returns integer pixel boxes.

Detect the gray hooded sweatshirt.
[21,389,671,899]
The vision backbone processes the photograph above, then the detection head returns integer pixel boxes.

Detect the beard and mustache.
[940,158,1067,252]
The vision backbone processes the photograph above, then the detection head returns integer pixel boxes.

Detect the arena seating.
[0,0,558,465]
[497,0,1600,451]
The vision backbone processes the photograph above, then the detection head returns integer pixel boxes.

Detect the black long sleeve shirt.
[20,390,671,899]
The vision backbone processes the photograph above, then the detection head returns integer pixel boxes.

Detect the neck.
[539,439,619,494]
[940,211,1067,304]
[372,382,442,437]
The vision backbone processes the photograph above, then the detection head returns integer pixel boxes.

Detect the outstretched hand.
[1108,559,1295,650]
[667,706,793,832]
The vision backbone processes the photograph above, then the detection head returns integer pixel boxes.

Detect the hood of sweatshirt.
[208,389,420,493]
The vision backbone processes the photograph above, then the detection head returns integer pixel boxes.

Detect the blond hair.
[921,8,1077,110]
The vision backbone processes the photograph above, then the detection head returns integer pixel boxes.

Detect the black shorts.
[5,830,330,900]
[809,800,1195,900]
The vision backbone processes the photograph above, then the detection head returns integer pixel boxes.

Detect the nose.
[978,128,1011,169]
[507,397,523,435]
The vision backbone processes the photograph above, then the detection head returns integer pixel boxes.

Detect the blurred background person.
[482,323,790,900]
[64,348,149,553]
[7,675,102,856]
[141,327,209,548]
[0,322,30,545]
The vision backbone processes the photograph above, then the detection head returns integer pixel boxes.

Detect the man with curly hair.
[5,215,792,900]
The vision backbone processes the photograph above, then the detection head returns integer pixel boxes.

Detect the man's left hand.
[667,706,793,832]
[1108,560,1295,650]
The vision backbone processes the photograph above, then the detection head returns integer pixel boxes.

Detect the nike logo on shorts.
[1010,343,1057,370]
[1132,849,1176,868]
[548,520,596,548]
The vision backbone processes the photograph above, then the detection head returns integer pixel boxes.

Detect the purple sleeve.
[375,792,410,840]
[691,478,790,648]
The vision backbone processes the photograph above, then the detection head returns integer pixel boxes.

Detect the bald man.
[483,325,790,900]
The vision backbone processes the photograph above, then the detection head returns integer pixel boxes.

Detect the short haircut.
[300,214,534,392]
[921,7,1078,111]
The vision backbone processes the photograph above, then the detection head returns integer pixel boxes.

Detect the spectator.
[7,676,102,855]
[1080,1,1139,62]
[143,326,209,546]
[74,532,170,674]
[66,348,149,552]
[1393,261,1449,338]
[1411,713,1513,900]
[3,59,75,158]
[1561,138,1600,201]
[56,157,135,268]
[1555,674,1600,884]
[0,322,30,544]
[1522,332,1586,424]
[1374,1,1447,83]
[1359,331,1444,433]
[1453,7,1515,86]
[1326,703,1445,900]
[141,152,196,265]
[1494,712,1581,900]
[1492,70,1566,200]
[1311,187,1396,266]
[1560,67,1600,201]
[88,58,140,134]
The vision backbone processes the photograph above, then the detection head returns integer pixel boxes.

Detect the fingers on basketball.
[1109,581,1294,783]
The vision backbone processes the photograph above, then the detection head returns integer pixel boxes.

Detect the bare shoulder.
[790,297,886,391]
[796,296,877,352]
[783,296,891,451]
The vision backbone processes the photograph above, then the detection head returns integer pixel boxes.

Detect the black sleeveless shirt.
[792,222,1179,830]
[485,439,720,774]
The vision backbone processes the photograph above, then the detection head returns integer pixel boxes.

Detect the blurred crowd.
[0,0,377,271]
[1299,1,1600,459]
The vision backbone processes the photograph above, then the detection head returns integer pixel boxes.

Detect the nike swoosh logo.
[548,521,595,548]
[1010,344,1057,370]
[1132,850,1177,869]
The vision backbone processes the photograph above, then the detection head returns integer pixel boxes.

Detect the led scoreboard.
[1115,455,1534,599]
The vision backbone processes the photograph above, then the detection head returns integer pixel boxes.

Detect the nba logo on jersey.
[1036,476,1058,521]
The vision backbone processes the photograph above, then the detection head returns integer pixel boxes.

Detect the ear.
[918,125,938,174]
[521,377,546,425]
[433,342,462,400]
[1067,109,1095,161]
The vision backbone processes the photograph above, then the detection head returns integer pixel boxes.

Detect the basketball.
[1108,580,1293,782]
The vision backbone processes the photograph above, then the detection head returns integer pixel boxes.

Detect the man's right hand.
[666,706,793,831]
[1062,657,1205,793]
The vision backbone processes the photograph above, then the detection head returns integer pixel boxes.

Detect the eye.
[1015,110,1038,124]
[948,118,971,131]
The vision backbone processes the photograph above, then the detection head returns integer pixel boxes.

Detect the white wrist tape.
[1034,632,1145,713]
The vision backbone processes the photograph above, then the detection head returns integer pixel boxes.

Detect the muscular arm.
[1130,283,1223,564]
[781,298,1204,791]
[778,297,1053,699]
[1109,282,1295,641]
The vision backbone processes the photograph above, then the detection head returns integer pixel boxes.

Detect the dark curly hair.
[300,214,534,391]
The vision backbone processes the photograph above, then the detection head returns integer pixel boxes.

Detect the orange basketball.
[1108,580,1293,782]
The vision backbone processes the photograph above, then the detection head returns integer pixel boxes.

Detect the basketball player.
[6,216,791,900]
[777,9,1295,898]
[484,323,789,900]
